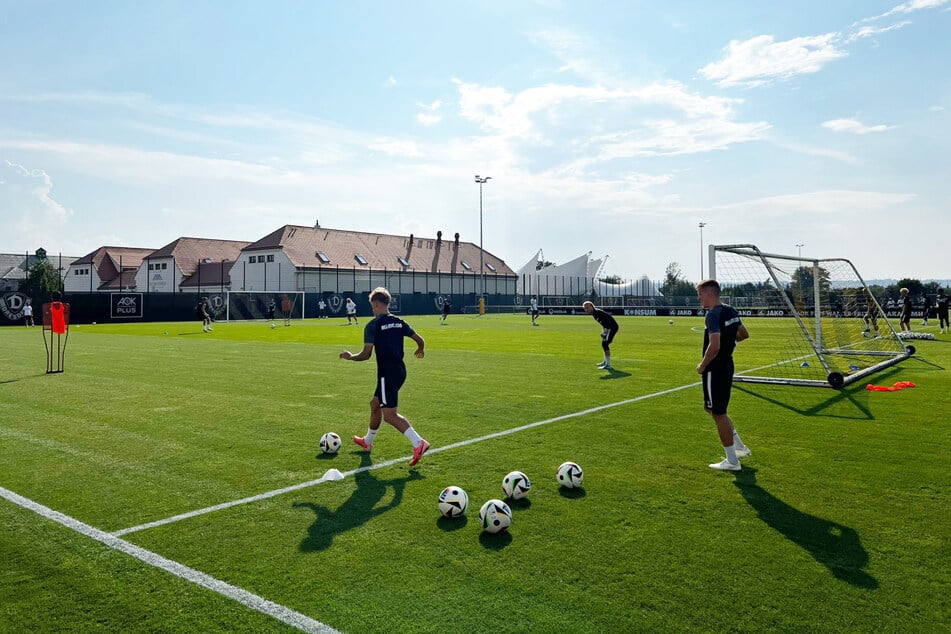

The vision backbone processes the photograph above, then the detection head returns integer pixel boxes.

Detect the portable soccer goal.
[224,291,305,322]
[710,244,913,388]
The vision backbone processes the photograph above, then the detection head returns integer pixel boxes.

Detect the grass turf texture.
[1,315,948,632]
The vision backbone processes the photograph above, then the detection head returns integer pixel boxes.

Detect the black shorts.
[702,364,734,416]
[601,327,618,345]
[900,311,911,325]
[374,369,406,408]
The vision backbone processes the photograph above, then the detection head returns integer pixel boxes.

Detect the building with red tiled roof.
[64,247,155,293]
[136,237,251,293]
[229,225,516,295]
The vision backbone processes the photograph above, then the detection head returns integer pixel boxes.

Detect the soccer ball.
[668,319,674,324]
[501,470,532,500]
[479,499,512,534]
[270,323,276,329]
[557,461,584,488]
[438,486,469,518]
[319,432,341,454]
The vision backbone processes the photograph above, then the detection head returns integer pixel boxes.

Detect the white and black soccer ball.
[668,319,674,324]
[270,323,276,329]
[438,486,469,518]
[319,432,342,454]
[501,470,532,500]
[479,499,512,534]
[557,461,584,489]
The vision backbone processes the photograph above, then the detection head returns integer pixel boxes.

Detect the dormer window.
[355,254,368,265]
[486,263,496,272]
[398,256,410,267]
[461,261,472,270]
[316,251,331,263]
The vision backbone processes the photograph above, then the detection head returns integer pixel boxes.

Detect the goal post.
[224,291,305,322]
[709,244,913,388]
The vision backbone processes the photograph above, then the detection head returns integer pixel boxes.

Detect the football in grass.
[319,432,342,454]
[557,461,584,489]
[438,486,469,518]
[501,470,532,500]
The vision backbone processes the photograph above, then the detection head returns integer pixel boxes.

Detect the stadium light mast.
[699,222,707,280]
[796,243,804,259]
[475,175,492,297]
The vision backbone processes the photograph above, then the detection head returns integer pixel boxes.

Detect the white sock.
[404,426,422,447]
[724,445,738,464]
[365,429,378,445]
[605,355,611,365]
[732,429,745,448]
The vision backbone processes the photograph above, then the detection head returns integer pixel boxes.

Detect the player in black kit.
[696,280,750,472]
[340,287,430,466]
[582,301,619,370]
[936,290,949,334]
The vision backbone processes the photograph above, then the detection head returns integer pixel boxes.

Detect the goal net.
[710,244,912,388]
[224,291,305,322]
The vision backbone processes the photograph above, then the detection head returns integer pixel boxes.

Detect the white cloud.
[699,33,848,87]
[863,0,949,22]
[846,21,911,42]
[821,118,895,134]
[0,160,73,247]
[415,100,443,127]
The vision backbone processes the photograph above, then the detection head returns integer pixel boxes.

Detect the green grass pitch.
[1,314,948,632]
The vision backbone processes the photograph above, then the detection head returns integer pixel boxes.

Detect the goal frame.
[709,244,913,388]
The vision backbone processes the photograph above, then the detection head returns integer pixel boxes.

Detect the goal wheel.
[904,345,916,355]
[827,372,845,389]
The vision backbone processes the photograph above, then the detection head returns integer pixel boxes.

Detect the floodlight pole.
[699,222,707,280]
[475,175,491,297]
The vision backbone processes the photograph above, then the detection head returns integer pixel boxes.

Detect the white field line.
[0,486,339,634]
[114,380,701,537]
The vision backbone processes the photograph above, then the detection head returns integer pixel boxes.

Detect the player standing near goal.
[936,290,949,334]
[861,287,879,338]
[197,297,212,333]
[345,297,358,325]
[582,301,619,370]
[899,287,912,332]
[530,296,539,326]
[696,280,751,472]
[340,287,430,467]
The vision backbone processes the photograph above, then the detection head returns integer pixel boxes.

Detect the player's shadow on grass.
[733,467,878,589]
[293,454,423,552]
[600,368,632,380]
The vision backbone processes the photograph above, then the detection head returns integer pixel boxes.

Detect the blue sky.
[1,0,948,281]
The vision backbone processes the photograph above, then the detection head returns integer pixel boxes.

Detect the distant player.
[441,298,451,325]
[899,288,912,332]
[318,298,327,319]
[267,300,276,321]
[936,290,949,334]
[530,297,539,326]
[861,287,879,338]
[696,279,750,472]
[921,294,932,326]
[582,301,619,370]
[196,297,212,332]
[345,297,358,325]
[340,287,429,466]
[23,300,34,327]
[281,296,293,326]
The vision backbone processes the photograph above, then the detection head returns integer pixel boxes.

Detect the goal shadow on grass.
[292,453,423,552]
[733,467,878,589]
[732,372,902,421]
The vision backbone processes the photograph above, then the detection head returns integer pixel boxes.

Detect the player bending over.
[583,301,619,370]
[340,287,430,466]
[696,280,751,472]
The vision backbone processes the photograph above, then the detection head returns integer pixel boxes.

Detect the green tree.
[19,250,62,298]
[661,262,695,298]
[598,274,624,284]
[536,260,555,270]
[890,278,925,296]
